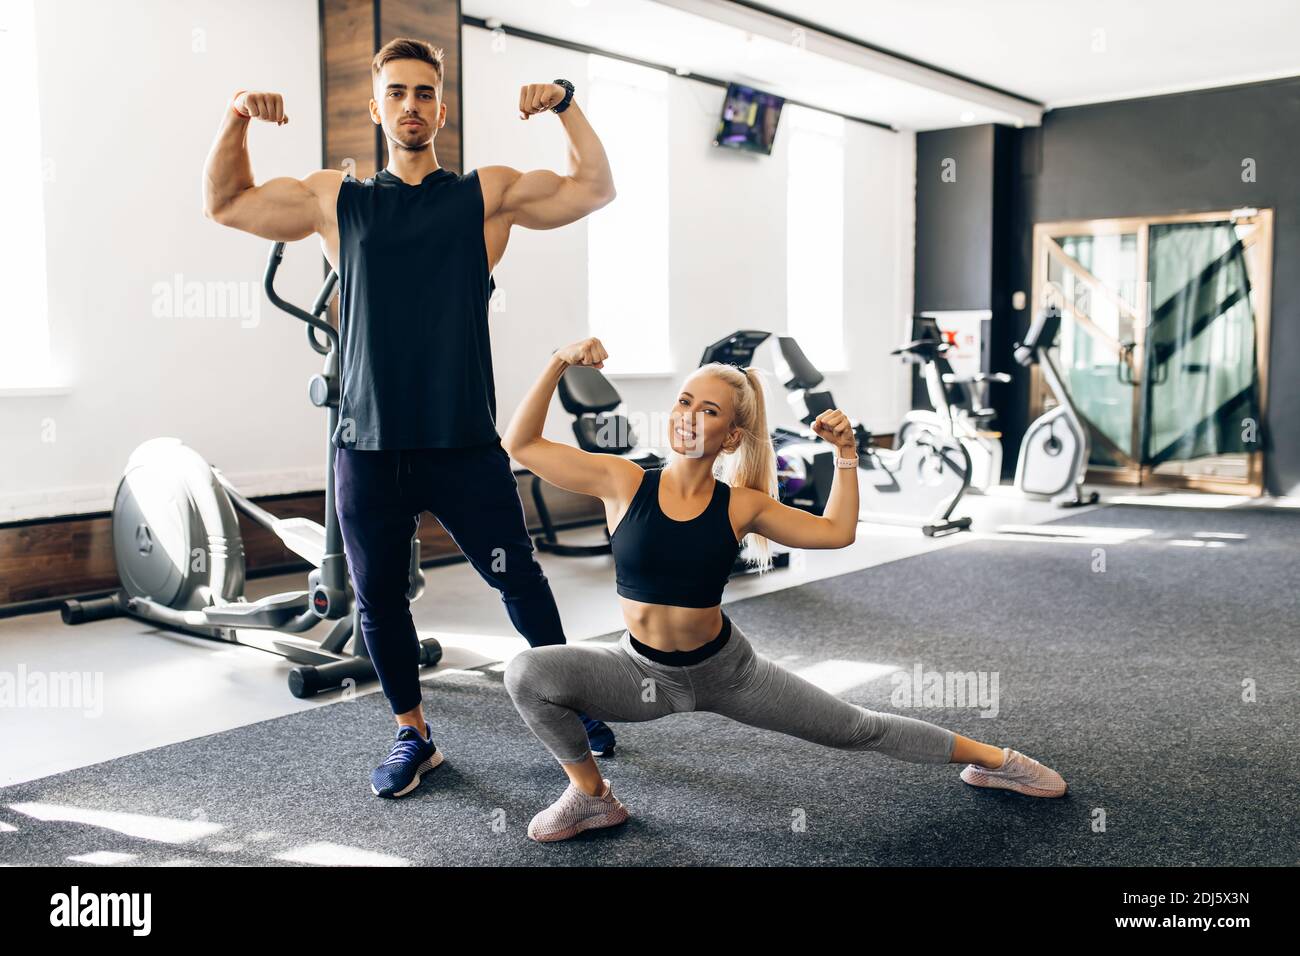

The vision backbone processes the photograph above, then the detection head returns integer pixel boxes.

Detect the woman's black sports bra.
[610,468,742,609]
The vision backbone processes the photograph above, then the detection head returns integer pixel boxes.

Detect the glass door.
[1041,229,1143,480]
[1032,210,1272,494]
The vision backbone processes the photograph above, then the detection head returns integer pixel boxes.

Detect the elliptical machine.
[893,316,1011,494]
[1013,304,1099,506]
[62,241,443,697]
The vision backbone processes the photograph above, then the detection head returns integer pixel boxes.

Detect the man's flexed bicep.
[480,84,616,231]
[206,171,341,241]
[202,89,341,241]
[483,166,611,231]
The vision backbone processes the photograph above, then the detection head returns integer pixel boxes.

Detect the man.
[202,36,618,797]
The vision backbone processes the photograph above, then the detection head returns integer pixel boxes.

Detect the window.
[785,105,845,372]
[585,55,669,374]
[0,0,55,389]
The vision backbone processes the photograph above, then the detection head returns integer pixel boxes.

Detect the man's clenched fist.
[232,91,289,126]
[518,83,566,120]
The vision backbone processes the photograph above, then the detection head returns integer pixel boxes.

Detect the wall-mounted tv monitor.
[713,83,784,155]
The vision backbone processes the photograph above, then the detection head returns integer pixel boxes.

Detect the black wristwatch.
[552,79,575,114]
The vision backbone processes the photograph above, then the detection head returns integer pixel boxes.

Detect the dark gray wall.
[914,125,995,311]
[916,77,1300,494]
[913,124,1016,431]
[1023,77,1299,496]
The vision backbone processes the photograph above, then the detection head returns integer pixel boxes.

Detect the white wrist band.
[835,456,859,469]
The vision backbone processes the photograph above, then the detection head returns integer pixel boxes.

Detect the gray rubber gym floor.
[2,503,1296,866]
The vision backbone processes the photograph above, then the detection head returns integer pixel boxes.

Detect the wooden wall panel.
[381,0,462,174]
[322,0,377,177]
[322,0,463,177]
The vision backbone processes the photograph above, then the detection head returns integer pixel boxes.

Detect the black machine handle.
[890,338,949,357]
[265,242,340,354]
[309,271,339,316]
[304,271,340,356]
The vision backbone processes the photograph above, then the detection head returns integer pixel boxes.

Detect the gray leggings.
[503,614,957,766]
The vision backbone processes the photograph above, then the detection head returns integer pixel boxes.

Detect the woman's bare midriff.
[604,470,750,653]
[618,597,726,653]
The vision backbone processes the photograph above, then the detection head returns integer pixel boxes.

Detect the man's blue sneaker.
[579,712,616,757]
[371,723,444,798]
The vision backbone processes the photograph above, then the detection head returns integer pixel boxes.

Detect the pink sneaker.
[960,747,1067,797]
[527,778,629,843]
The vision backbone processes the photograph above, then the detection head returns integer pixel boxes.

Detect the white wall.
[0,0,325,522]
[0,10,916,522]
[463,24,917,455]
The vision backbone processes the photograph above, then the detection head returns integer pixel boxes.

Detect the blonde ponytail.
[699,362,780,573]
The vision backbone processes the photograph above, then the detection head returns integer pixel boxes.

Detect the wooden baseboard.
[0,470,602,613]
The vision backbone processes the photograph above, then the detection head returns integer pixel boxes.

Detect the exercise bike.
[1013,304,1099,506]
[893,315,1011,494]
[62,241,443,697]
[773,334,973,537]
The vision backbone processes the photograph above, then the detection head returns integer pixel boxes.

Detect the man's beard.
[392,129,433,154]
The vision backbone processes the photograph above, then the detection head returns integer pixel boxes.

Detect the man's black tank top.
[610,468,742,609]
[332,167,499,450]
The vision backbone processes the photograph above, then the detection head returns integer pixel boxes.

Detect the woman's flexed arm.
[744,410,860,549]
[501,339,637,501]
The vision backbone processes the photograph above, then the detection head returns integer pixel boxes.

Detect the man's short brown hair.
[372,37,444,94]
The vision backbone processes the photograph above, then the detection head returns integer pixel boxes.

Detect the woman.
[500,337,1067,843]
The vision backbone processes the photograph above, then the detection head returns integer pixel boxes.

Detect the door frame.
[1030,208,1273,495]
